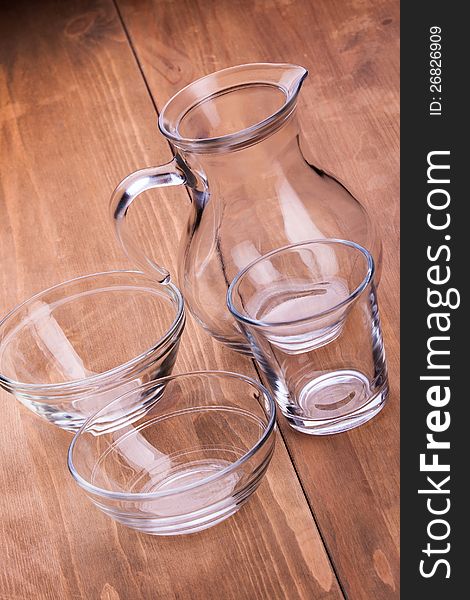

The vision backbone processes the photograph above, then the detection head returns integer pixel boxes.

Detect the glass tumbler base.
[284,379,389,435]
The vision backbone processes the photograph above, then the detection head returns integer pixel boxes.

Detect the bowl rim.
[67,370,277,500]
[0,270,184,394]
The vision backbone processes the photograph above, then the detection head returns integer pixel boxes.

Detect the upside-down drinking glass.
[228,240,389,435]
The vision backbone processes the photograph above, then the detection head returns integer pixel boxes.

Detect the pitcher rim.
[158,63,308,153]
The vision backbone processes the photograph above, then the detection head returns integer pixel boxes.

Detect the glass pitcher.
[110,63,381,354]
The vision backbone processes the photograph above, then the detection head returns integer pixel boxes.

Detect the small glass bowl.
[68,371,277,535]
[0,271,184,431]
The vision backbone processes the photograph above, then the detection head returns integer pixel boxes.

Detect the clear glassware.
[0,271,184,431]
[227,240,388,435]
[68,371,276,535]
[110,63,381,354]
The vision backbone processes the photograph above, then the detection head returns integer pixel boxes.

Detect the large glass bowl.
[68,371,276,535]
[0,271,184,431]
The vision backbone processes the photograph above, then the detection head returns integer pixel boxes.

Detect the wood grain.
[115,0,400,598]
[0,1,344,599]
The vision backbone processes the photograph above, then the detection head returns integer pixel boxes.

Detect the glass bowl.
[0,271,184,431]
[68,371,276,535]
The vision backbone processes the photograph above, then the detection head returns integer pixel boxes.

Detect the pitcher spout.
[272,63,308,100]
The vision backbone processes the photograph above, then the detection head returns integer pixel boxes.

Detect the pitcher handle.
[110,158,187,283]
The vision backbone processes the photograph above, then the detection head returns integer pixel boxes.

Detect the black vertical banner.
[401,3,466,596]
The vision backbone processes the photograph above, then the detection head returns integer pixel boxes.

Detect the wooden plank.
[115,0,400,597]
[0,1,343,598]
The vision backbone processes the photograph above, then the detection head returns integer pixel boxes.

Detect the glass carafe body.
[111,64,381,354]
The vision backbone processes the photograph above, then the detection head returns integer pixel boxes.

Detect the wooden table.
[0,1,399,598]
